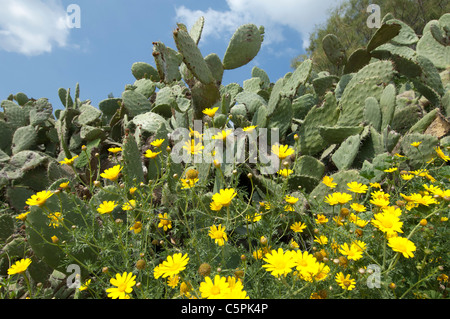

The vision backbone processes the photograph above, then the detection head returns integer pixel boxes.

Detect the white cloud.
[0,0,70,55]
[175,0,344,49]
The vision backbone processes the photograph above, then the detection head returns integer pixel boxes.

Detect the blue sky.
[0,0,343,110]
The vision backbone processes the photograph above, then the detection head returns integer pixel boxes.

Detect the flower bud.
[198,263,211,277]
[260,236,268,245]
[340,207,349,217]
[136,259,146,270]
[234,269,244,278]
[186,169,199,180]
[420,219,427,226]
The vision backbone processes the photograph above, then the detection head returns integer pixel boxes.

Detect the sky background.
[0,0,344,111]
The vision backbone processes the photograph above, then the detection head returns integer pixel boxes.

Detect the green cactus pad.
[331,134,361,171]
[99,98,121,125]
[189,16,205,45]
[318,126,364,145]
[121,90,152,118]
[127,111,168,135]
[173,28,214,85]
[29,98,53,127]
[282,59,313,98]
[364,97,382,132]
[251,66,270,89]
[191,81,221,119]
[299,92,340,156]
[2,100,30,130]
[11,125,37,154]
[417,20,450,69]
[371,43,422,78]
[267,97,293,138]
[152,42,183,83]
[205,53,224,84]
[5,186,35,211]
[367,22,402,52]
[235,91,267,118]
[385,19,419,46]
[122,132,145,185]
[292,93,317,120]
[153,87,177,118]
[295,155,325,180]
[80,125,105,141]
[287,174,320,193]
[76,104,102,126]
[338,60,395,127]
[0,120,13,152]
[391,105,421,134]
[58,88,73,108]
[134,79,156,99]
[0,214,14,242]
[343,48,371,74]
[131,62,160,82]
[222,24,263,70]
[312,75,339,97]
[14,92,29,106]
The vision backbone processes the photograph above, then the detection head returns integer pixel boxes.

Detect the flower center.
[118,283,128,292]
[275,260,286,270]
[211,285,221,295]
[383,220,393,228]
[299,260,308,267]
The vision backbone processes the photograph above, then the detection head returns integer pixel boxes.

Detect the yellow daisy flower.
[100,165,123,182]
[271,144,295,160]
[183,139,204,155]
[26,190,54,207]
[277,168,293,177]
[202,107,219,117]
[7,258,32,275]
[106,272,136,299]
[59,155,79,166]
[209,224,228,246]
[150,139,165,148]
[158,213,172,231]
[322,176,337,188]
[388,236,416,258]
[434,146,450,162]
[144,149,161,159]
[108,147,122,154]
[97,201,118,214]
